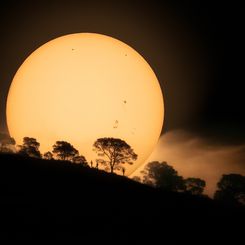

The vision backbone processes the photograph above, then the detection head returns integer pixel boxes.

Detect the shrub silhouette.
[43,151,54,160]
[72,155,88,167]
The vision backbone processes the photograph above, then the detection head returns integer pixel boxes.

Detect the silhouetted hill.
[0,153,243,243]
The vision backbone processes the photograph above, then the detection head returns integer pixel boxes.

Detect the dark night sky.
[0,0,244,145]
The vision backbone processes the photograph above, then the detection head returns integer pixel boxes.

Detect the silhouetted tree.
[185,177,206,195]
[43,151,53,160]
[214,174,245,206]
[72,155,88,167]
[0,133,15,153]
[93,137,137,173]
[141,161,185,192]
[18,137,41,158]
[52,141,79,161]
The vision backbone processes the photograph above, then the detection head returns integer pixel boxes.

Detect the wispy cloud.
[132,130,245,197]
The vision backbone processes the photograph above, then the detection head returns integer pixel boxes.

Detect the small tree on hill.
[18,137,41,158]
[52,141,78,161]
[141,161,186,192]
[43,151,53,160]
[93,137,137,173]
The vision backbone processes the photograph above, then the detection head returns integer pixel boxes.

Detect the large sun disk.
[6,33,164,175]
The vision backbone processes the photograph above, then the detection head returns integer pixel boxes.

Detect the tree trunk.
[110,159,114,173]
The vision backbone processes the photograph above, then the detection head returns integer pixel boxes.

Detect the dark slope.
[0,154,243,242]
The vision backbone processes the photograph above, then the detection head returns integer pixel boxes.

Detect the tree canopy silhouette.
[43,151,53,160]
[0,133,15,153]
[18,137,41,158]
[214,174,245,206]
[141,161,185,192]
[93,137,137,173]
[185,177,206,195]
[52,141,79,161]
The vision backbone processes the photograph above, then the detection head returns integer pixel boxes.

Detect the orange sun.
[6,33,164,175]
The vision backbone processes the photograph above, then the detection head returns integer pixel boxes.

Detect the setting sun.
[6,33,164,175]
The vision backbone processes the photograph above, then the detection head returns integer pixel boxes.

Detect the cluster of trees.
[133,161,206,195]
[132,161,245,206]
[0,135,138,173]
[0,135,88,166]
[17,137,88,166]
[0,134,244,205]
